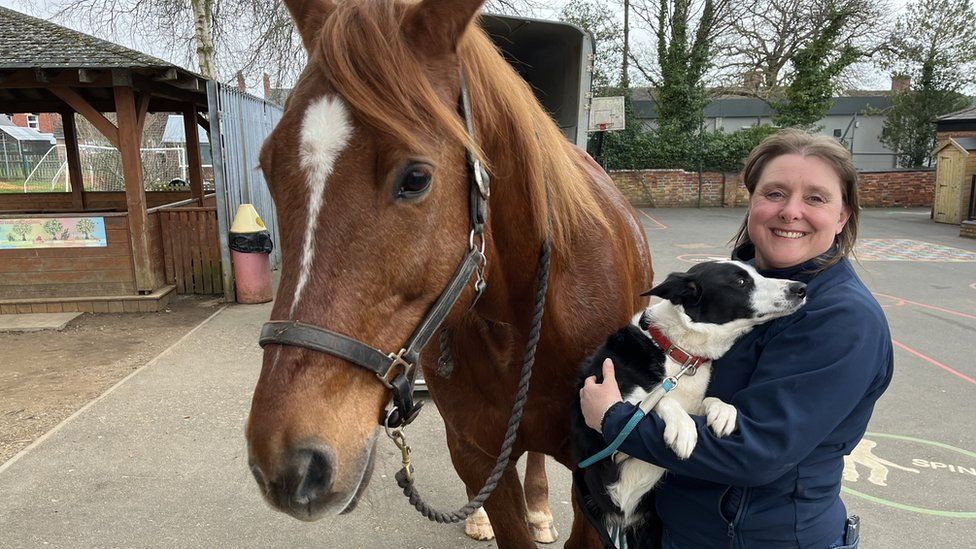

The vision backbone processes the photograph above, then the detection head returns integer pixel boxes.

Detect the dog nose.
[788,282,806,299]
[282,447,335,511]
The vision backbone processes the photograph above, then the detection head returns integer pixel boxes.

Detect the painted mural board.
[0,217,108,249]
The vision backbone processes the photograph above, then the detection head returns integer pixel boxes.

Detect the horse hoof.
[527,511,558,544]
[464,509,495,541]
[528,521,559,544]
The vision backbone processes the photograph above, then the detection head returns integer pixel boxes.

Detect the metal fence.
[207,81,283,301]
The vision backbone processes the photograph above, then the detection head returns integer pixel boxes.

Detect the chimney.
[264,73,272,98]
[742,70,763,90]
[891,74,910,92]
[236,71,246,92]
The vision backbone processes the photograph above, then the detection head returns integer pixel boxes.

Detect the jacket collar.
[731,243,838,283]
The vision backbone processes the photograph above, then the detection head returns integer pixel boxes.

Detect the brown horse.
[245,1,653,547]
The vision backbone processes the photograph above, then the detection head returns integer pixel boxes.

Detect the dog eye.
[735,278,747,286]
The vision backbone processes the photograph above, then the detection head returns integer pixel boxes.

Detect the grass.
[0,179,67,194]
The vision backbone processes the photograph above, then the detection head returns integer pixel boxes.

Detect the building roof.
[0,124,56,143]
[631,89,892,119]
[0,6,178,70]
[953,137,976,150]
[938,104,976,121]
[162,115,209,143]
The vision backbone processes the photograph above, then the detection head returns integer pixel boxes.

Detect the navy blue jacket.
[601,248,893,548]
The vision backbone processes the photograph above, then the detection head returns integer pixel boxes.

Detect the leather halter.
[259,70,489,429]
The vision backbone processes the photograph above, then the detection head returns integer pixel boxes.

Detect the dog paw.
[703,397,738,437]
[663,413,698,459]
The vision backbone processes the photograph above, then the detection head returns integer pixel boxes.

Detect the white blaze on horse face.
[291,95,353,315]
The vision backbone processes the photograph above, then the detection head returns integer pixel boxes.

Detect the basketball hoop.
[598,123,608,131]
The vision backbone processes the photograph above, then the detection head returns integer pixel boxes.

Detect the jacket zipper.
[725,487,750,549]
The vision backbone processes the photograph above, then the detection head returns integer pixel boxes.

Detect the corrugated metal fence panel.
[207,82,283,301]
[159,207,223,295]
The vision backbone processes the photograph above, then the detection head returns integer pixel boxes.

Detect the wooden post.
[61,111,86,210]
[183,104,205,205]
[114,85,154,293]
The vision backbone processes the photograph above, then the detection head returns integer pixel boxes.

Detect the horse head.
[245,0,491,520]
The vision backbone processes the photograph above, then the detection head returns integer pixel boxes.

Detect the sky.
[0,0,943,92]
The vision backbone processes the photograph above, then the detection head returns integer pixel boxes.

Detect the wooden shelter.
[0,6,218,312]
[931,138,976,225]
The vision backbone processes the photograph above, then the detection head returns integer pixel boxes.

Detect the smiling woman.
[583,129,894,549]
[732,129,862,272]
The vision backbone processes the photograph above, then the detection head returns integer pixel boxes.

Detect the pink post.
[229,204,274,304]
[231,249,273,303]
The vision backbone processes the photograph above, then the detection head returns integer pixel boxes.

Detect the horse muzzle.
[249,440,376,520]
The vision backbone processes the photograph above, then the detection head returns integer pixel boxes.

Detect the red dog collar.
[646,326,709,369]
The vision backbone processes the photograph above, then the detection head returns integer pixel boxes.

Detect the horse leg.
[447,434,535,548]
[523,452,558,543]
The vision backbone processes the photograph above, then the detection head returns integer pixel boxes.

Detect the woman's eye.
[807,195,826,204]
[396,165,433,199]
[765,191,784,200]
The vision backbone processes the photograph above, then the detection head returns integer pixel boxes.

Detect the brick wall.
[961,221,976,239]
[937,130,976,140]
[611,170,739,208]
[610,168,934,208]
[857,169,935,207]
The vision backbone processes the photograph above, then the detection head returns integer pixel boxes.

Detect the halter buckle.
[380,348,414,389]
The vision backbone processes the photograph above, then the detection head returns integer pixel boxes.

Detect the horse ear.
[641,273,702,306]
[404,0,485,54]
[284,0,335,50]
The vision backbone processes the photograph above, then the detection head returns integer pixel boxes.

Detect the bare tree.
[626,0,743,88]
[712,0,892,97]
[29,0,544,89]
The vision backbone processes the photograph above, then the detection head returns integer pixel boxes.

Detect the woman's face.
[747,153,851,270]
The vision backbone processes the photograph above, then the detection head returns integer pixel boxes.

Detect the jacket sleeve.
[601,297,893,487]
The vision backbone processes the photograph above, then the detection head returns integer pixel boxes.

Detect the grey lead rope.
[395,177,554,523]
[394,236,551,522]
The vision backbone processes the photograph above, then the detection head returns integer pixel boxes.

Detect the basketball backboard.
[587,96,625,132]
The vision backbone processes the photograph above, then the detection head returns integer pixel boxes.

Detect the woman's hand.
[580,358,624,432]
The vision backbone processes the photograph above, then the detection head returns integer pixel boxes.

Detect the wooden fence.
[158,207,223,294]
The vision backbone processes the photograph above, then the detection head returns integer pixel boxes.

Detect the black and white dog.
[570,260,807,548]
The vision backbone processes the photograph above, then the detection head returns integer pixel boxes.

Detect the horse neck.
[473,118,564,325]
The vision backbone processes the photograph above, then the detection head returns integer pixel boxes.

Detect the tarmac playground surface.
[0,207,974,548]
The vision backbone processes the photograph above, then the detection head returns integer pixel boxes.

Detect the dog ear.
[641,273,702,305]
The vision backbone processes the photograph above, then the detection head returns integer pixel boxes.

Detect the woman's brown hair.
[731,128,860,271]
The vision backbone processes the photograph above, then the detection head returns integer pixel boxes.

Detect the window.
[833,129,842,138]
[26,113,39,130]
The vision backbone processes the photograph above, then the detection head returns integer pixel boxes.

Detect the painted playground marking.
[842,433,976,518]
[636,209,667,229]
[676,253,728,264]
[891,339,976,386]
[873,292,976,321]
[856,239,976,262]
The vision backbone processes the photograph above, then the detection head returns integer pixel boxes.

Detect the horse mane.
[317,1,612,254]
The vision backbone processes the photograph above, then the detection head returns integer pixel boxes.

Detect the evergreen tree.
[772,6,860,129]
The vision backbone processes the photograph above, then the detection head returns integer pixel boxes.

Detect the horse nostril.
[250,462,268,491]
[291,448,335,507]
[789,283,807,298]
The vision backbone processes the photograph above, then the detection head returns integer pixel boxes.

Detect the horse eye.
[396,164,433,199]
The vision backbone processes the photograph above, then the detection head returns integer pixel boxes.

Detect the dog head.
[641,261,806,328]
